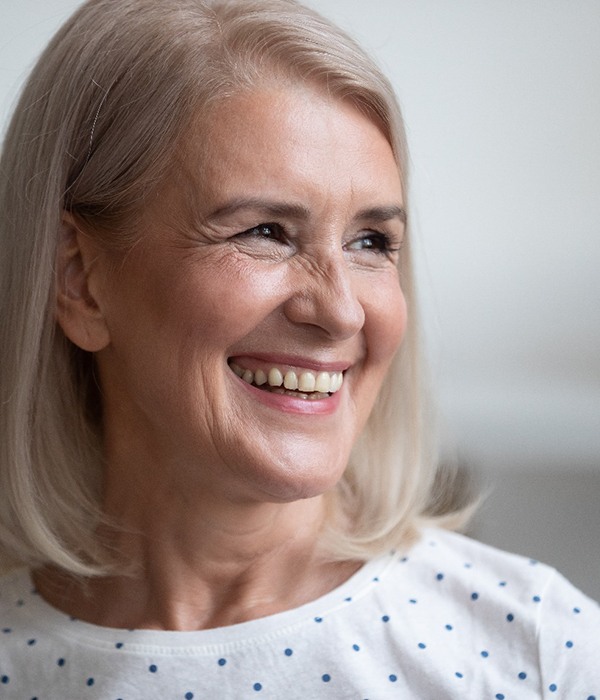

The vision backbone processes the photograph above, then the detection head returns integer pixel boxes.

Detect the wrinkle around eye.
[230,224,296,262]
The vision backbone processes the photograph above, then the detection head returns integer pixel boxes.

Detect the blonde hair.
[0,0,467,575]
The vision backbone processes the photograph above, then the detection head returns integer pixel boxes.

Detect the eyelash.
[236,223,401,257]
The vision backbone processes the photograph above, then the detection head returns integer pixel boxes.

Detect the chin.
[245,454,348,504]
[218,424,351,503]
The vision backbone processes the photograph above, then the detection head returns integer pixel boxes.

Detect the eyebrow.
[205,198,406,226]
[354,205,407,225]
[205,198,310,222]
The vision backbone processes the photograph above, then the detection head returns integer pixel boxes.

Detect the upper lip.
[228,353,352,373]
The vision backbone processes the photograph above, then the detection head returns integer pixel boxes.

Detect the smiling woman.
[0,0,598,697]
[72,87,407,512]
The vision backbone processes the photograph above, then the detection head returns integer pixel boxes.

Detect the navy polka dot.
[565,640,574,648]
[496,694,505,699]
[352,644,360,651]
[532,595,541,603]
[1,676,9,684]
[574,607,581,614]
[314,617,323,623]
[149,664,157,673]
[436,573,444,581]
[455,672,463,678]
[115,642,124,649]
[549,683,558,692]
[480,650,489,658]
[218,658,227,666]
[518,672,527,680]
[418,642,426,649]
[389,675,397,682]
[2,628,11,633]
[471,592,479,601]
[57,658,65,667]
[253,682,262,691]
[185,694,194,700]
[445,624,453,631]
[382,615,390,622]
[284,648,293,656]
[499,581,507,587]
[322,674,331,683]
[587,696,596,700]
[27,638,36,646]
[506,613,514,622]
[86,678,94,687]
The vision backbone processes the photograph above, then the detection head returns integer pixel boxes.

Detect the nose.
[283,250,365,340]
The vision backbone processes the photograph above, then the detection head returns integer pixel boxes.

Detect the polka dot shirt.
[1,529,598,698]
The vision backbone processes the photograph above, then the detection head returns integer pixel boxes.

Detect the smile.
[229,361,344,400]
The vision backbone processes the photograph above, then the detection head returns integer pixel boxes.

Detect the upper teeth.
[230,362,344,394]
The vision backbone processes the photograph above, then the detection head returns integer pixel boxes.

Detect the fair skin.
[38,85,407,631]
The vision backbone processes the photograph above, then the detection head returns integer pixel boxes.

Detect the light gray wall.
[1,1,599,597]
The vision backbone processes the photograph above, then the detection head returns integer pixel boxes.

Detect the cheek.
[178,263,289,344]
[124,252,288,348]
[364,278,408,366]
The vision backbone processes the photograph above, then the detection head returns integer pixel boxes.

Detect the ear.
[55,213,111,352]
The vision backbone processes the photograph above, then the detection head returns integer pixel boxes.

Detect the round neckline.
[11,550,401,652]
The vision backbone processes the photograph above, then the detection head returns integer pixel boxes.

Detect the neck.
[34,491,358,631]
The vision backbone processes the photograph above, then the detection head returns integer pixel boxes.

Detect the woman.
[0,0,598,697]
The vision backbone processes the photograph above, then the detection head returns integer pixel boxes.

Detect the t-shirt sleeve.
[536,568,600,697]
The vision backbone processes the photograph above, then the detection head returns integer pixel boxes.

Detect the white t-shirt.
[0,528,598,699]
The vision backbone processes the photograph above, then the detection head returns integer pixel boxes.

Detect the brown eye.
[238,223,286,241]
[346,232,392,253]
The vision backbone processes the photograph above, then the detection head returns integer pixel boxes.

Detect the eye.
[236,222,286,242]
[345,231,400,255]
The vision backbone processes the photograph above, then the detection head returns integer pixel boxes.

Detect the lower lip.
[234,374,342,415]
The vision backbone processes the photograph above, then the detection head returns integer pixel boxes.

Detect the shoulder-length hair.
[0,0,467,575]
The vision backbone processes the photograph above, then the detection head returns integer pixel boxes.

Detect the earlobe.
[55,214,111,352]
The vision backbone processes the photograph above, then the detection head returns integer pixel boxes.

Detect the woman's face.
[93,86,407,506]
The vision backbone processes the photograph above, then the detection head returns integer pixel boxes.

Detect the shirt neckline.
[8,549,402,652]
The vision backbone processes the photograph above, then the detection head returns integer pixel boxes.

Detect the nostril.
[282,278,364,341]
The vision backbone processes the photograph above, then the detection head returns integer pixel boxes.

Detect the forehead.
[177,86,403,213]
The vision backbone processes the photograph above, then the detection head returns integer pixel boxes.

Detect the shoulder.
[391,527,562,599]
[0,568,44,637]
[0,568,41,670]
[393,527,599,621]
[0,567,32,610]
[372,528,600,691]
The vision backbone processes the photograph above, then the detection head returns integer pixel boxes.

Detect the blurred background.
[1,1,599,599]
